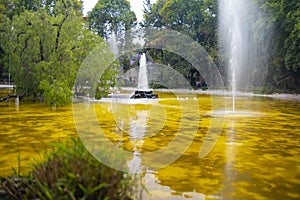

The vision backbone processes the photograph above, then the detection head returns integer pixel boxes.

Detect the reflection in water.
[127,110,148,173]
[222,117,237,199]
[0,102,76,175]
[140,96,300,200]
[0,92,300,200]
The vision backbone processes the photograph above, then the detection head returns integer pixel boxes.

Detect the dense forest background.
[0,0,299,105]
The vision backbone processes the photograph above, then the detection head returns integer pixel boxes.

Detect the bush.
[0,138,138,200]
[39,80,72,106]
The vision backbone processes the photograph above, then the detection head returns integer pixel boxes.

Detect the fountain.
[219,0,249,113]
[130,53,158,99]
[137,53,149,91]
[107,31,157,99]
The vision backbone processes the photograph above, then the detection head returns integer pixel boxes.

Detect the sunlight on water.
[0,90,300,200]
[208,110,265,118]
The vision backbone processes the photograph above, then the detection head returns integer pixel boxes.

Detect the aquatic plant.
[0,138,138,200]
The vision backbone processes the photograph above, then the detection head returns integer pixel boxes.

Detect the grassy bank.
[0,138,139,200]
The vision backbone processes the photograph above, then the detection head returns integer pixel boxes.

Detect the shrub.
[39,80,72,106]
[0,138,138,200]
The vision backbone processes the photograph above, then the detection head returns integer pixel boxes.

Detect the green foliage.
[284,4,300,72]
[143,0,299,93]
[4,0,117,105]
[0,0,28,18]
[253,0,300,92]
[0,138,138,199]
[142,0,217,88]
[0,0,122,106]
[0,13,11,82]
[144,0,218,49]
[74,42,119,99]
[88,0,136,39]
[0,0,83,17]
[44,0,83,16]
[9,7,81,105]
[95,86,102,99]
[95,63,119,99]
[39,80,72,106]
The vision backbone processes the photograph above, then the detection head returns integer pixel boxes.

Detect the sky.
[83,0,157,21]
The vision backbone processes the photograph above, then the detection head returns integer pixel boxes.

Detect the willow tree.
[9,0,110,106]
[0,13,11,82]
[0,0,44,82]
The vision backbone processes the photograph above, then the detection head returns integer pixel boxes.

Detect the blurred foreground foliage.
[0,137,139,200]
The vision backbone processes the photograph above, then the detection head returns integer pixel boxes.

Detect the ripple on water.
[207,110,265,118]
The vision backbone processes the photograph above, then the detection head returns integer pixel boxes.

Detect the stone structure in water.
[131,90,158,99]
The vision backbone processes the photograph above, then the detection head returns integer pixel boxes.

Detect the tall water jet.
[137,53,149,91]
[131,53,158,99]
[219,0,250,113]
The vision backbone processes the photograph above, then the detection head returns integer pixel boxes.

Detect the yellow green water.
[0,90,300,200]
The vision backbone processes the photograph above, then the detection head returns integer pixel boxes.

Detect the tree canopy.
[0,0,119,106]
[142,0,218,88]
[88,0,136,39]
[252,0,300,92]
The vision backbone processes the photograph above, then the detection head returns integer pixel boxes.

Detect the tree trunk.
[0,92,26,102]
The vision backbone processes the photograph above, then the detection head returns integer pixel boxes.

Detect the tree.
[283,2,300,73]
[44,0,84,16]
[253,0,300,92]
[142,0,218,88]
[0,13,11,82]
[144,0,218,48]
[88,0,136,40]
[0,0,13,17]
[0,0,45,83]
[86,0,137,92]
[0,0,43,19]
[9,0,115,106]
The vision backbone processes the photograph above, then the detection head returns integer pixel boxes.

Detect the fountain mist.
[109,31,119,57]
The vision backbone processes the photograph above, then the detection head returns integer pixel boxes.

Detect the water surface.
[0,90,299,199]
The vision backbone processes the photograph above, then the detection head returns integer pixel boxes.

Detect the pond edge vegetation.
[0,137,142,200]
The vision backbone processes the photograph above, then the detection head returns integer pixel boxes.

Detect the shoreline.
[119,87,300,102]
[0,86,298,102]
[0,85,14,89]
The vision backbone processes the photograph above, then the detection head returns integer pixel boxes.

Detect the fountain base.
[130,90,158,99]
